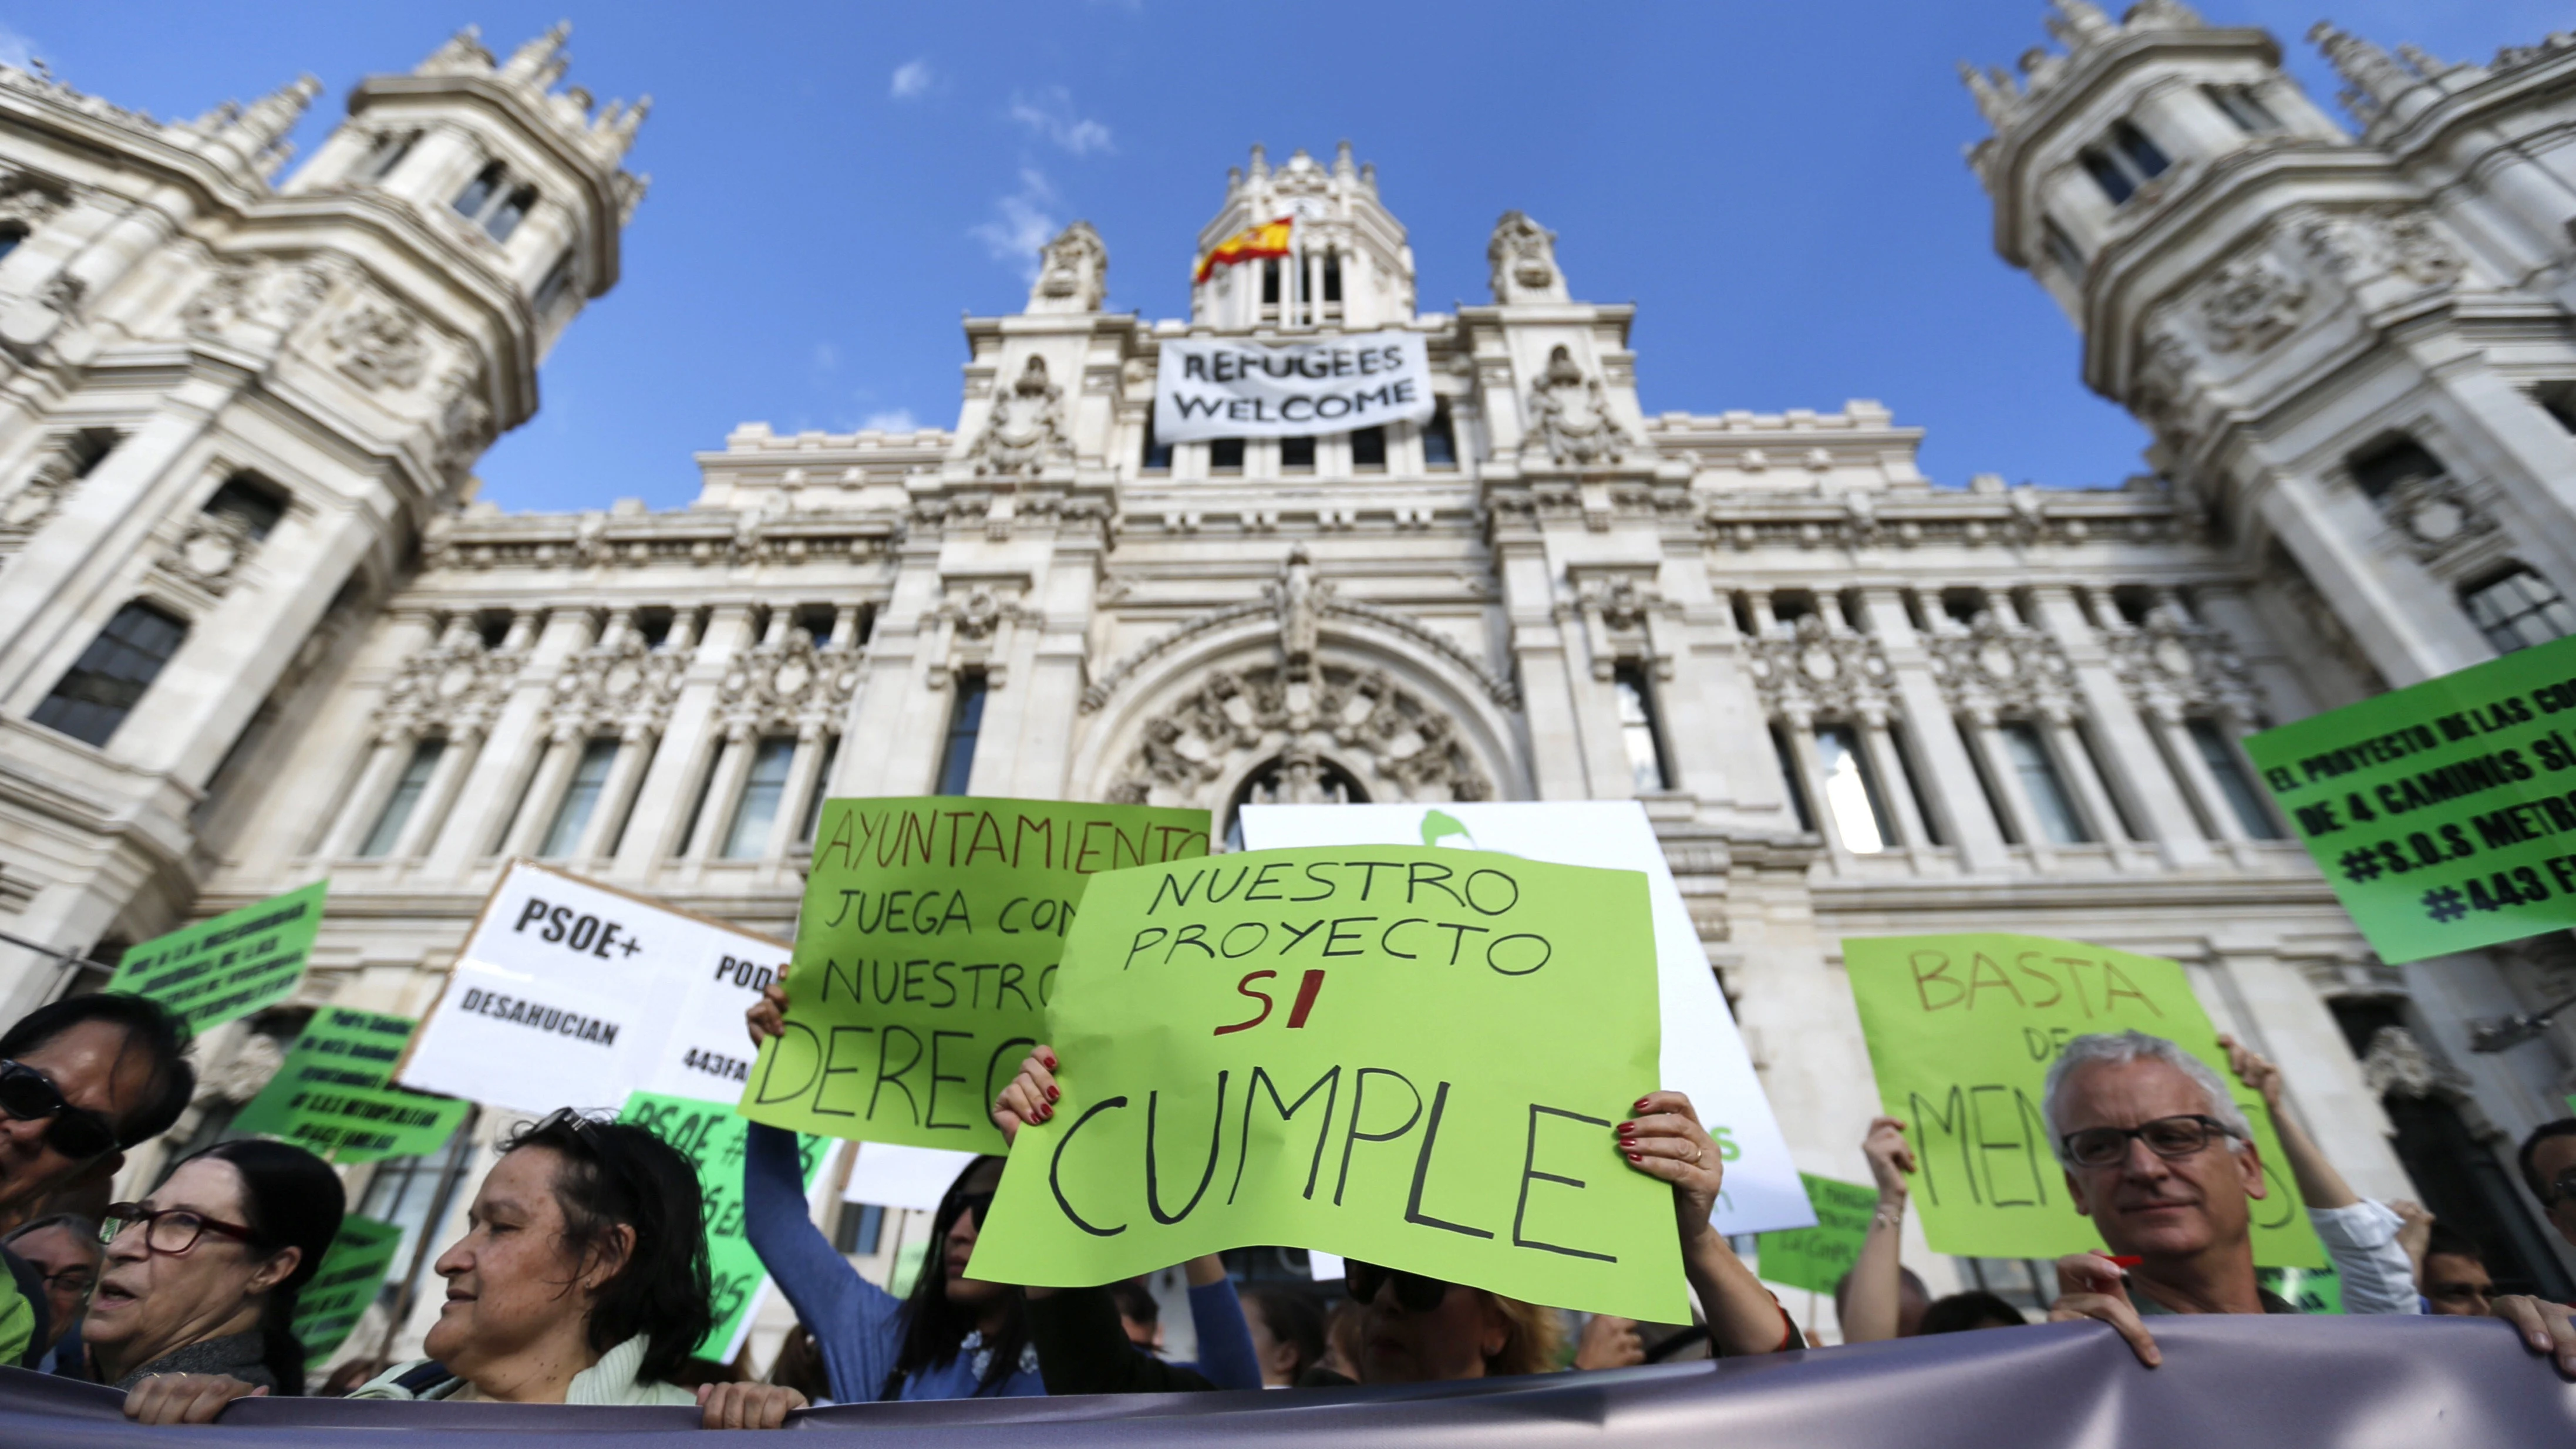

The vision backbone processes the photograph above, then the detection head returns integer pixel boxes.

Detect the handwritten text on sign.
[968,847,1688,1324]
[1844,934,2323,1267]
[741,798,1211,1154]
[2244,632,2576,963]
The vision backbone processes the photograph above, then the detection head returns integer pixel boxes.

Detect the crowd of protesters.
[4,978,2575,1427]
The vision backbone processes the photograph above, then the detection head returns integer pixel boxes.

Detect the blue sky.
[13,2,2559,512]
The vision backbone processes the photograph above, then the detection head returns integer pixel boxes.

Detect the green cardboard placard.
[291,1215,403,1361]
[2242,632,2576,963]
[619,1090,831,1363]
[235,1007,463,1164]
[739,797,1211,1154]
[968,846,1688,1324]
[2258,1264,2344,1314]
[1757,1174,1877,1295]
[1844,933,2326,1268]
[109,881,327,1033]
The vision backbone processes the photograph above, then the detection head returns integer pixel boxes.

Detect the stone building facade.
[5,8,2576,1361]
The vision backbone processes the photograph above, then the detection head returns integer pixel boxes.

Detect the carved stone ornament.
[1524,344,1631,466]
[329,299,429,390]
[185,257,330,341]
[719,631,862,734]
[2382,469,2493,561]
[1106,659,1491,809]
[1747,614,1894,719]
[1924,611,2079,717]
[1487,210,1563,302]
[2378,209,2465,287]
[376,629,527,740]
[2198,253,2308,353]
[0,169,68,230]
[2297,206,2464,290]
[967,355,1070,477]
[0,436,90,538]
[545,631,688,737]
[2103,604,2262,721]
[156,507,261,596]
[1028,220,1108,314]
[2358,1025,2463,1100]
[434,368,496,477]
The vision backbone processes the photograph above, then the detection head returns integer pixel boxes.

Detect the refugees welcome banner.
[1153,331,1436,442]
[969,845,1686,1324]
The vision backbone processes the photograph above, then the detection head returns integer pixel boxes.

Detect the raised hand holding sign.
[966,845,1688,1324]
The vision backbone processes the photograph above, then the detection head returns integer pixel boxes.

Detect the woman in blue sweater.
[741,987,1260,1401]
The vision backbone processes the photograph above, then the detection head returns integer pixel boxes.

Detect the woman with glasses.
[348,1110,806,1428]
[992,1050,1804,1385]
[77,1140,342,1423]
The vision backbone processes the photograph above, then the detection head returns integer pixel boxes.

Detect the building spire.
[417,25,491,76]
[2309,21,2416,114]
[230,73,321,154]
[2044,0,2118,49]
[501,21,571,82]
[1958,59,2021,127]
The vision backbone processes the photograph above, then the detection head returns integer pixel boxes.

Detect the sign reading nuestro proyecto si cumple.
[740,797,1211,1156]
[969,846,1689,1325]
[1845,933,2325,1267]
[399,861,792,1115]
[1152,331,1436,442]
[106,881,326,1033]
[289,1215,402,1361]
[233,1008,465,1163]
[2242,632,2576,963]
[620,1090,834,1364]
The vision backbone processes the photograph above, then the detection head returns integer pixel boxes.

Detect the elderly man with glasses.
[2040,1031,2575,1372]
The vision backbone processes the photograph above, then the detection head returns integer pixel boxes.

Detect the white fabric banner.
[1153,330,1436,442]
[398,861,792,1116]
[1238,802,1816,1236]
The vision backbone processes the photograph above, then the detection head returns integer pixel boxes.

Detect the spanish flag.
[1194,216,1294,283]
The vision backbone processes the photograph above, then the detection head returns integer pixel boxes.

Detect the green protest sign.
[1844,934,2325,1268]
[108,881,326,1033]
[2258,1264,2343,1314]
[235,1007,463,1164]
[2242,632,2576,963]
[1757,1174,1877,1295]
[739,797,1210,1154]
[291,1215,403,1361]
[620,1090,831,1362]
[969,846,1688,1324]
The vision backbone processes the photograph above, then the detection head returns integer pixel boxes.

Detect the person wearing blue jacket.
[740,986,1261,1401]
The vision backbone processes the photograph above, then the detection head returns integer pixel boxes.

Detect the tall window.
[204,475,287,541]
[1260,258,1281,306]
[2203,83,2282,134]
[1351,426,1387,472]
[2348,437,2446,502]
[1612,664,1671,793]
[532,252,578,317]
[1422,400,1457,469]
[359,739,446,858]
[722,737,796,858]
[2462,567,2576,655]
[798,735,841,847]
[2187,719,2282,840]
[2042,217,2087,282]
[452,161,506,220]
[2001,723,2090,844]
[1771,726,1814,833]
[1209,437,1245,475]
[32,601,188,747]
[0,224,22,262]
[361,129,419,181]
[1321,250,1343,303]
[1814,726,1891,853]
[936,673,988,796]
[2080,120,2169,206]
[484,184,537,242]
[355,1111,477,1323]
[1281,434,1316,473]
[538,739,619,858]
[1140,411,1172,472]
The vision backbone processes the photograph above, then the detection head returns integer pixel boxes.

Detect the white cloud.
[811,342,839,371]
[969,168,1062,280]
[0,25,38,70]
[862,409,918,433]
[889,58,932,100]
[1008,86,1112,156]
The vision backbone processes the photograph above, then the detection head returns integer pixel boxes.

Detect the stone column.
[684,723,759,863]
[1780,707,1854,866]
[571,724,655,865]
[319,733,409,860]
[423,611,582,876]
[765,723,833,864]
[1964,708,2051,871]
[1856,706,1932,857]
[2151,705,2245,844]
[1856,588,2008,871]
[612,605,743,878]
[389,726,481,863]
[2255,476,2487,685]
[500,725,584,860]
[2040,707,2142,868]
[2029,586,2210,869]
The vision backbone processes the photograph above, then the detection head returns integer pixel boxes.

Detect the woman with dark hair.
[348,1110,804,1430]
[81,1140,341,1424]
[1238,1283,1328,1387]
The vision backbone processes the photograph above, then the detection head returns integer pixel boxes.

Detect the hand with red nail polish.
[991,1044,1062,1147]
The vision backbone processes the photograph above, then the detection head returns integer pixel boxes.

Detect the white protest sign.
[1154,330,1436,442]
[841,1142,978,1212]
[1240,802,1815,1235]
[399,861,790,1116]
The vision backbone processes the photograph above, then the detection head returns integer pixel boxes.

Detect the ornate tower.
[1191,142,1416,329]
[1965,2,2576,696]
[0,26,646,1013]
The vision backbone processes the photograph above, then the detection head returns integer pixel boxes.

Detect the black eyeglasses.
[1345,1259,1449,1313]
[101,1203,257,1256]
[944,1191,995,1231]
[2060,1114,2241,1170]
[0,1060,121,1161]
